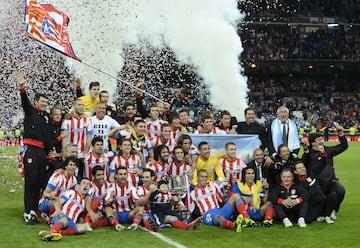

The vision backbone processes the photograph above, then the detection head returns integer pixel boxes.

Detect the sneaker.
[148,218,159,232]
[42,233,62,241]
[115,224,126,231]
[243,218,256,228]
[127,223,139,231]
[283,218,293,228]
[330,210,337,220]
[325,216,334,224]
[262,219,273,227]
[188,217,202,230]
[38,230,48,239]
[317,216,325,222]
[23,211,38,225]
[234,214,244,232]
[297,217,306,228]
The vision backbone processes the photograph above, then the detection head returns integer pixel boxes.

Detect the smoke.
[44,0,247,119]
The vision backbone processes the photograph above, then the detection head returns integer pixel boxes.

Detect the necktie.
[282,122,288,145]
[256,163,262,180]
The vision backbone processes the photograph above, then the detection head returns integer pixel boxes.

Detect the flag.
[25,0,80,61]
[189,134,261,163]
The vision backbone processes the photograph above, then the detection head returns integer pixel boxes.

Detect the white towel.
[271,118,300,152]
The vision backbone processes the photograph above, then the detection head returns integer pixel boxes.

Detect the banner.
[25,0,80,60]
[189,134,261,163]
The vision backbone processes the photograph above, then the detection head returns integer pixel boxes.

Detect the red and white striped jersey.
[146,161,169,183]
[46,171,77,197]
[151,191,172,204]
[106,182,139,212]
[189,182,225,214]
[89,180,113,199]
[170,128,181,141]
[220,157,247,185]
[59,189,87,222]
[137,185,151,212]
[149,136,176,153]
[109,154,141,174]
[167,161,191,177]
[109,154,142,186]
[146,118,167,139]
[81,151,115,181]
[61,116,93,153]
[88,180,113,211]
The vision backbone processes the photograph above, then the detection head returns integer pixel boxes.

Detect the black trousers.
[23,146,47,213]
[323,180,345,215]
[274,201,308,222]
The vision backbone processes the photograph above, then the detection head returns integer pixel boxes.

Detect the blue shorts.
[116,211,130,224]
[39,199,50,214]
[143,212,155,220]
[51,214,76,228]
[202,202,235,226]
[247,209,262,220]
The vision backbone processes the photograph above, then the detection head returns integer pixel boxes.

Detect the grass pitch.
[0,143,359,248]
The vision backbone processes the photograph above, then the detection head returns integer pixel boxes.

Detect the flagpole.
[80,61,166,104]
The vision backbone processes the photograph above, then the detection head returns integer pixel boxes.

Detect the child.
[150,180,201,230]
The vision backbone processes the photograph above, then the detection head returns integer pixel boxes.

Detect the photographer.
[267,144,298,187]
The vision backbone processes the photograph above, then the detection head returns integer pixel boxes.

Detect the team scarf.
[237,180,263,210]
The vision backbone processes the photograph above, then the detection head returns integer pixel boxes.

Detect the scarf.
[237,180,263,210]
[271,118,300,152]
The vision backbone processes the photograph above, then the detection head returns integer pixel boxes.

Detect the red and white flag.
[25,0,80,61]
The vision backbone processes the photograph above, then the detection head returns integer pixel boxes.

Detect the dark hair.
[64,156,78,168]
[123,102,135,111]
[50,105,62,114]
[168,112,180,124]
[281,168,293,176]
[157,180,168,188]
[89,81,100,90]
[116,166,128,174]
[142,168,155,178]
[173,145,184,154]
[244,107,256,116]
[225,142,236,149]
[99,90,108,97]
[154,145,169,161]
[277,144,288,153]
[177,134,192,146]
[160,123,170,131]
[134,119,146,126]
[34,93,48,102]
[220,110,231,118]
[92,165,104,177]
[198,141,208,150]
[91,136,103,146]
[241,167,256,184]
[178,109,189,115]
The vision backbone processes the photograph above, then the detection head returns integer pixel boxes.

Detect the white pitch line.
[139,226,187,248]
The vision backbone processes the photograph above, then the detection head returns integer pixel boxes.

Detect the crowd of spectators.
[1,0,359,140]
[241,26,360,61]
[238,0,360,23]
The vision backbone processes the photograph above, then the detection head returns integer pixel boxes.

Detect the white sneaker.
[317,216,325,222]
[325,216,334,224]
[283,218,293,228]
[330,210,337,220]
[297,217,306,228]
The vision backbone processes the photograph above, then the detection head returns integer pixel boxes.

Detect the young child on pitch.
[150,180,201,230]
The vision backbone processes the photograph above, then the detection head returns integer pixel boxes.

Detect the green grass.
[1,143,360,248]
